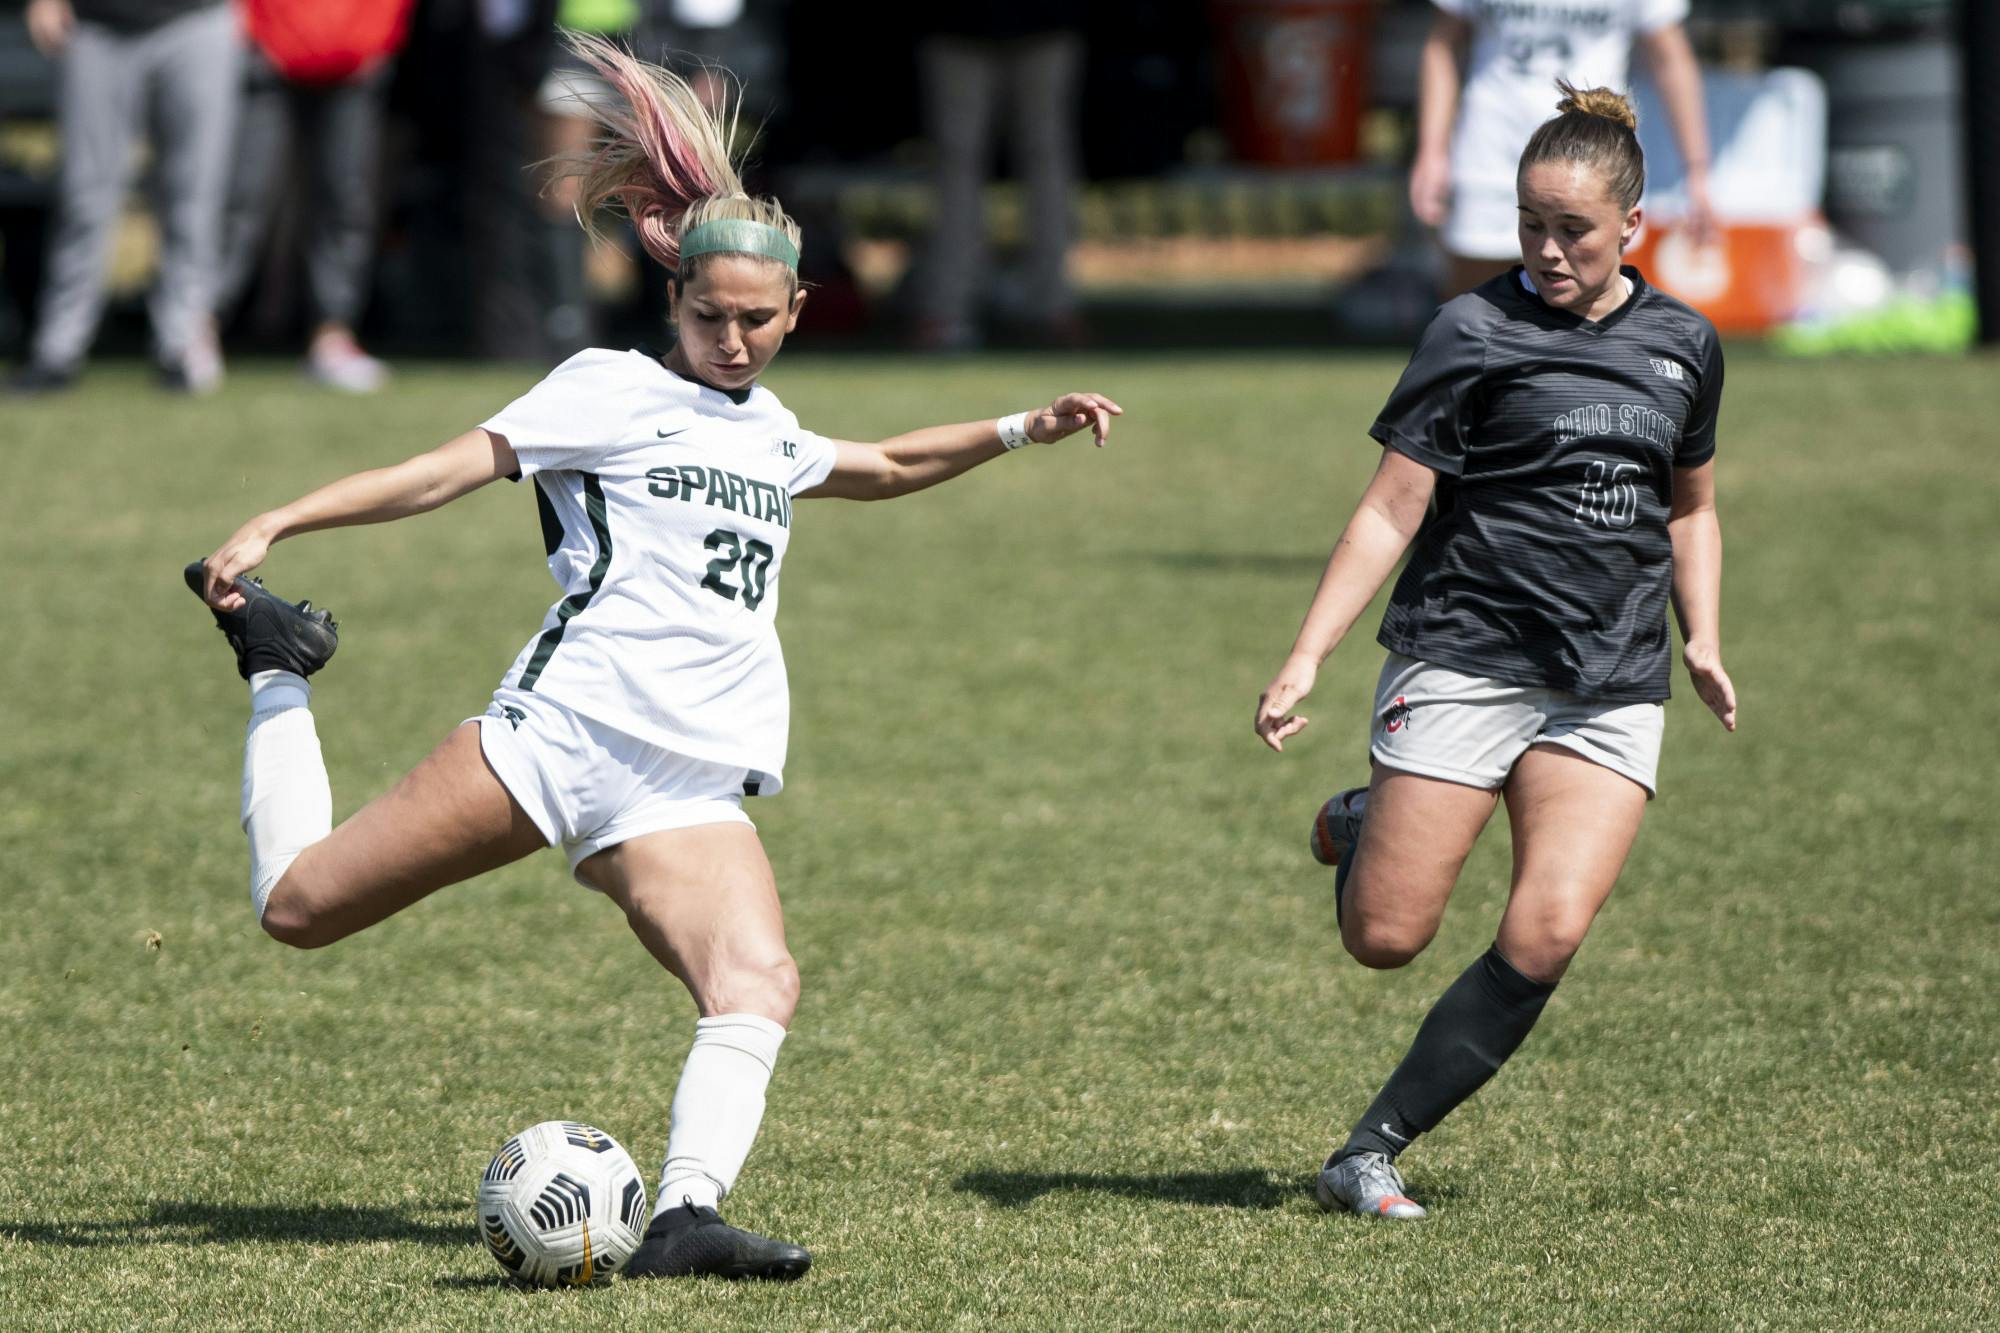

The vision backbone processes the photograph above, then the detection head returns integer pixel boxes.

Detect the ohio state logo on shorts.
[1382,695,1413,733]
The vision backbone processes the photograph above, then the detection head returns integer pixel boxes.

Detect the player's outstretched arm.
[1667,459,1736,731]
[194,428,521,609]
[1254,448,1436,752]
[799,392,1123,502]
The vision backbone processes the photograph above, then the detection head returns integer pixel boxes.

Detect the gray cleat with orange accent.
[1316,1151,1426,1220]
[1309,786,1366,867]
[1309,786,1367,922]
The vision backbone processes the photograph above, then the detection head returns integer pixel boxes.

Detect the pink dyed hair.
[554,33,798,274]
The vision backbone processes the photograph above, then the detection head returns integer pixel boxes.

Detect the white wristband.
[996,411,1034,451]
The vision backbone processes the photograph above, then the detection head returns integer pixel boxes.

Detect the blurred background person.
[1410,0,1715,296]
[534,0,639,356]
[462,0,557,363]
[911,5,1084,352]
[646,0,778,115]
[217,0,415,393]
[10,0,237,393]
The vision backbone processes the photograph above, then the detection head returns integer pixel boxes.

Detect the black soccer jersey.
[1369,266,1723,703]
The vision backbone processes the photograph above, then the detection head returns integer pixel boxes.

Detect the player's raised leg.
[1337,765,1499,968]
[187,561,546,946]
[1313,767,1496,1219]
[262,723,547,947]
[579,823,811,1281]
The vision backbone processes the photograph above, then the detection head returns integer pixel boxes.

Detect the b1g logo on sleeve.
[1574,460,1640,529]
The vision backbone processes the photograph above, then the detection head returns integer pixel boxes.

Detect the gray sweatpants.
[216,52,390,330]
[916,32,1083,334]
[30,5,239,370]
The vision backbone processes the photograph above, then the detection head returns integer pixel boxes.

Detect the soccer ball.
[477,1121,649,1286]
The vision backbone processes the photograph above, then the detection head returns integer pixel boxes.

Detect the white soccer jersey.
[1434,0,1687,256]
[479,348,839,793]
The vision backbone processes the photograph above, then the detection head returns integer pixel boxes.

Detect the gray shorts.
[1369,652,1665,797]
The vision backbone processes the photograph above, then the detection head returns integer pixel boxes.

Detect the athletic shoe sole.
[1311,787,1367,924]
[1310,788,1365,867]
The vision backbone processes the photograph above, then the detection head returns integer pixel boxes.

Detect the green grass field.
[3,350,1997,1330]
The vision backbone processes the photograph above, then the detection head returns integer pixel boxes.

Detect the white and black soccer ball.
[477,1121,648,1286]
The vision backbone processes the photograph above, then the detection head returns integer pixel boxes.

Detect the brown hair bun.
[1518,79,1646,208]
[1554,79,1638,131]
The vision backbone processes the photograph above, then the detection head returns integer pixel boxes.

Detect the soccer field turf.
[2,351,1996,1330]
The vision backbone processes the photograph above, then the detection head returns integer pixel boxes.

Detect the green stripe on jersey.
[534,479,564,557]
[518,474,611,692]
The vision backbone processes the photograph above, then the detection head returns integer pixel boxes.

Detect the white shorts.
[1441,175,1523,262]
[475,687,753,881]
[1369,652,1665,797]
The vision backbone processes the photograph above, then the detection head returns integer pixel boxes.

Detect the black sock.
[1336,945,1557,1162]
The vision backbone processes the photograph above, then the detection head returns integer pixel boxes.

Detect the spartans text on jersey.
[647,463,795,528]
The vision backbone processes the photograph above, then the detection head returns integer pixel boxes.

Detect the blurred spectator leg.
[216,52,293,347]
[146,3,239,392]
[1009,32,1084,345]
[16,21,143,389]
[915,36,997,351]
[538,70,603,356]
[538,170,592,356]
[466,38,551,363]
[302,66,392,391]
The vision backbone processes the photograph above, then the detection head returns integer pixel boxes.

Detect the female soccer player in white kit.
[185,36,1122,1280]
[1256,83,1735,1219]
[1411,0,1715,296]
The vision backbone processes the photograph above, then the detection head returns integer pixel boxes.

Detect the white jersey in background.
[480,348,838,792]
[1433,0,1688,258]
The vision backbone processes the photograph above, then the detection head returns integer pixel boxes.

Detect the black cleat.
[621,1200,811,1282]
[183,560,339,681]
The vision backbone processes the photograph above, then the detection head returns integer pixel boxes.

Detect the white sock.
[655,1013,787,1219]
[242,670,332,919]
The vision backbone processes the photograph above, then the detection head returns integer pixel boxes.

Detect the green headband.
[677,219,799,272]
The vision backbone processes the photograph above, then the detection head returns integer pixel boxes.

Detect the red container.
[1212,0,1377,165]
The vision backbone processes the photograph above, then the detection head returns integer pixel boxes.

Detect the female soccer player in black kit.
[1254,82,1737,1219]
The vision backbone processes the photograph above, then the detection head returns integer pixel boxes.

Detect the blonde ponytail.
[550,33,800,281]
